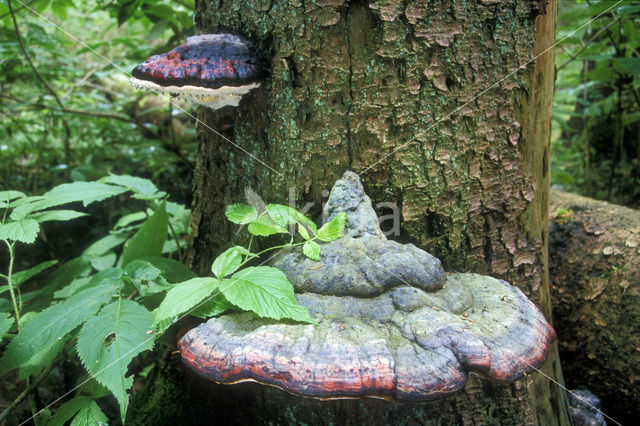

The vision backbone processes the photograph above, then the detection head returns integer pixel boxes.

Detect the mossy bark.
[167,0,570,424]
[549,190,640,423]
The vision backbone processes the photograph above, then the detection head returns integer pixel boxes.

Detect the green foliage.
[553,1,640,206]
[77,298,154,422]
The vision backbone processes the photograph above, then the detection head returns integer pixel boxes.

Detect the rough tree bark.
[130,0,570,424]
[549,190,640,423]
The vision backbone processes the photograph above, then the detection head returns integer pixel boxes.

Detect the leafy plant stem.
[3,240,22,331]
[166,217,183,262]
[251,240,307,259]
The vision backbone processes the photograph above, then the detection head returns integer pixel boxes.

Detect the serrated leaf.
[225,203,257,224]
[19,337,66,380]
[100,174,163,200]
[302,240,321,261]
[0,312,14,340]
[49,396,107,426]
[120,201,168,267]
[76,376,111,399]
[153,278,218,327]
[55,268,123,299]
[77,299,153,422]
[247,215,289,236]
[317,212,346,242]
[223,267,315,323]
[137,256,196,283]
[0,283,120,375]
[211,246,251,278]
[29,209,88,223]
[70,397,108,426]
[12,260,58,286]
[0,218,39,243]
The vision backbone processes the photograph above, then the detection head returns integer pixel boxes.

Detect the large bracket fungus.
[130,33,266,110]
[179,171,555,401]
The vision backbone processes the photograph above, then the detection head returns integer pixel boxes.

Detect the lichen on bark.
[178,0,571,424]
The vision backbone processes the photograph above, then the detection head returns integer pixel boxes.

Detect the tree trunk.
[549,190,640,423]
[139,0,571,424]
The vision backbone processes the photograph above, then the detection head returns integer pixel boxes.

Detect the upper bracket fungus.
[130,33,266,110]
[179,171,555,401]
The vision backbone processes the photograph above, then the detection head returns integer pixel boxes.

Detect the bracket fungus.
[130,33,266,110]
[179,171,555,401]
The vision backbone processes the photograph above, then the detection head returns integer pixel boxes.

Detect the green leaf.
[303,240,321,261]
[124,260,170,296]
[55,268,123,299]
[83,232,129,258]
[225,203,257,224]
[76,376,111,399]
[0,218,39,243]
[114,211,147,229]
[223,267,315,323]
[48,257,92,291]
[247,215,289,236]
[90,253,117,271]
[18,337,66,380]
[29,210,88,223]
[0,190,26,202]
[615,57,640,76]
[189,293,235,319]
[100,174,164,200]
[0,283,120,375]
[0,312,14,340]
[211,246,252,278]
[153,278,218,327]
[0,190,25,207]
[12,260,58,286]
[77,299,153,422]
[49,396,107,426]
[316,212,346,242]
[70,397,108,426]
[266,204,317,232]
[120,201,168,266]
[138,256,196,283]
[41,181,129,209]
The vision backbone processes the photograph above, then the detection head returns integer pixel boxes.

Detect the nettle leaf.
[90,253,118,271]
[303,240,321,261]
[317,212,346,242]
[0,312,14,340]
[100,174,164,200]
[77,299,153,422]
[225,203,257,224]
[55,268,123,299]
[153,278,218,327]
[12,260,58,286]
[49,396,107,426]
[41,182,129,209]
[0,283,120,375]
[0,218,39,243]
[223,267,315,323]
[211,246,252,278]
[120,201,168,267]
[247,215,288,236]
[29,209,88,223]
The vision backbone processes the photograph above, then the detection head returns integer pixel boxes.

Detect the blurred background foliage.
[1,0,640,214]
[553,0,640,207]
[0,0,196,205]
